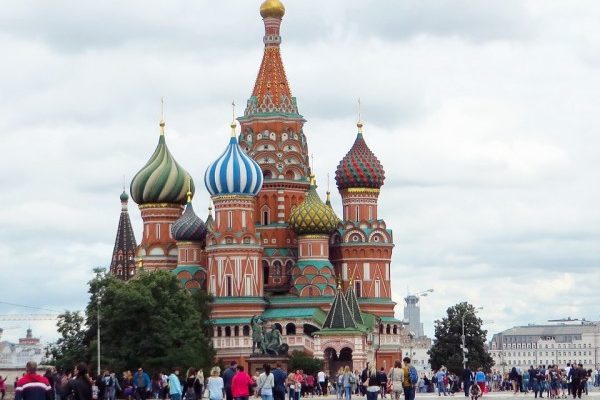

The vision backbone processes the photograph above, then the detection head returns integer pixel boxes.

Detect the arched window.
[261,207,270,225]
[273,323,283,333]
[234,326,239,337]
[286,323,296,335]
[386,324,391,334]
[243,325,250,336]
[379,324,384,334]
[225,326,231,337]
[263,170,272,180]
[217,327,222,337]
[393,325,398,334]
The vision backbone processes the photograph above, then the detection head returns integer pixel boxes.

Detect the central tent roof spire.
[244,0,299,117]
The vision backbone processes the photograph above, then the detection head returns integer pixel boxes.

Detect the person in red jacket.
[231,365,253,400]
[14,362,52,400]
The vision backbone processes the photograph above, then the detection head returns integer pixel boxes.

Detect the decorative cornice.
[138,203,183,210]
[298,234,330,240]
[211,194,256,202]
[345,188,380,194]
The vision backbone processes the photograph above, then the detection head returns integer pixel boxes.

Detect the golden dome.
[289,176,339,236]
[260,0,285,19]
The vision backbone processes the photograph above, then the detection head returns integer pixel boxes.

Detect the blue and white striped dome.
[204,135,264,196]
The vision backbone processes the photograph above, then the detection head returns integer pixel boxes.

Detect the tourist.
[342,367,353,400]
[150,373,161,400]
[336,368,344,399]
[257,364,275,400]
[388,360,403,400]
[378,368,387,399]
[63,362,93,400]
[122,371,134,400]
[435,368,447,396]
[362,364,382,400]
[14,361,52,400]
[223,362,238,400]
[272,363,286,400]
[196,369,205,400]
[207,367,224,400]
[287,371,296,400]
[317,370,325,398]
[402,358,416,400]
[132,368,150,400]
[0,375,6,400]
[102,371,118,400]
[293,370,303,400]
[305,373,314,397]
[231,365,253,400]
[509,367,519,395]
[183,368,200,400]
[168,368,182,400]
[462,366,473,397]
[474,368,486,396]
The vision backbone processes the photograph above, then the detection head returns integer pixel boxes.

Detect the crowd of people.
[10,357,424,400]
[11,359,600,400]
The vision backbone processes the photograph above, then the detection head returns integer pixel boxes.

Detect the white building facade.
[489,322,600,372]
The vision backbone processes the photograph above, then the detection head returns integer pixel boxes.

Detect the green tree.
[288,351,323,375]
[86,270,215,372]
[428,302,493,374]
[44,311,87,371]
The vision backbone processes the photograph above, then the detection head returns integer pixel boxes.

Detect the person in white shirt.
[317,371,326,396]
[257,365,275,400]
[207,367,224,400]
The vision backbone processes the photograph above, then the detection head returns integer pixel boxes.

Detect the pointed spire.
[110,189,138,281]
[160,97,166,135]
[357,98,363,135]
[186,176,193,203]
[345,282,364,325]
[323,286,358,329]
[245,0,298,116]
[230,101,237,137]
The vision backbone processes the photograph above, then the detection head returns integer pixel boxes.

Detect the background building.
[489,320,600,371]
[0,329,44,368]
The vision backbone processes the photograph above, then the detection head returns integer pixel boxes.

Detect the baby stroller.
[469,384,482,400]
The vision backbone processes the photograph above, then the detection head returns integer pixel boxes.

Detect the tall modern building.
[404,295,424,338]
[117,0,407,373]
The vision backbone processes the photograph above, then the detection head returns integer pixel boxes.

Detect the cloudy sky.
[1,0,599,344]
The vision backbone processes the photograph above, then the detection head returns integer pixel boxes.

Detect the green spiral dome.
[130,130,194,205]
[289,178,339,235]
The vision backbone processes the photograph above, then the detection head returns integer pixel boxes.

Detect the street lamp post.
[461,306,483,370]
[93,267,106,376]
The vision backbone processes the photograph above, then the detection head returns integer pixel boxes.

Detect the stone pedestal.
[247,354,290,375]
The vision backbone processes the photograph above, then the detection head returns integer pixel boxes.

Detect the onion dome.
[171,192,207,242]
[120,189,129,202]
[260,0,285,19]
[204,123,263,196]
[335,121,385,190]
[289,176,339,235]
[130,120,194,205]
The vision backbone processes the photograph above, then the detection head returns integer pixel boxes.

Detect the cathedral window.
[263,145,268,150]
[262,208,270,225]
[243,325,250,336]
[227,211,233,230]
[263,261,270,284]
[375,280,381,298]
[234,326,239,337]
[355,281,362,297]
[242,211,246,229]
[225,326,231,337]
[225,276,233,296]
[156,224,161,239]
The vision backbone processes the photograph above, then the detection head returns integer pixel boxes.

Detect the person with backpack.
[402,358,418,400]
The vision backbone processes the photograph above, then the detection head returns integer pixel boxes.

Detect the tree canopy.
[288,350,323,375]
[428,302,494,374]
[44,311,87,371]
[46,270,214,373]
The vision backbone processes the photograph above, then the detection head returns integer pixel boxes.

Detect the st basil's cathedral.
[109,0,406,372]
